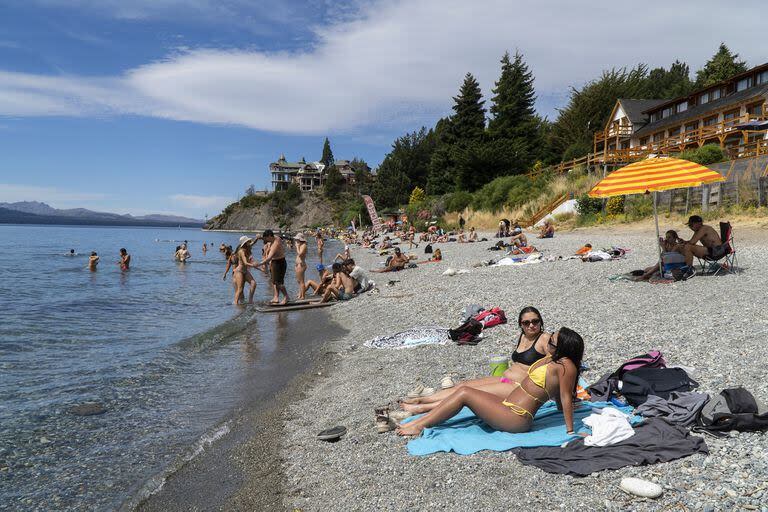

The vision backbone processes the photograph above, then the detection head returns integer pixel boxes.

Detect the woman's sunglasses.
[520,318,541,327]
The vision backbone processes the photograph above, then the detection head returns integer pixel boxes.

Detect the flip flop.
[388,410,412,422]
[406,385,425,399]
[317,426,347,442]
[420,387,436,397]
[440,376,455,389]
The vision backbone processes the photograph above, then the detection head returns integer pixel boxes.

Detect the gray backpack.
[695,388,768,436]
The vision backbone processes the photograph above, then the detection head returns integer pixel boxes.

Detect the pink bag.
[473,307,507,328]
[615,350,666,378]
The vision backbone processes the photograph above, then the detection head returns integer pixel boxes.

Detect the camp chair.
[696,221,737,276]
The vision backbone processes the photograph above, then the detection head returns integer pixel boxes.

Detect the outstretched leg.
[401,380,515,413]
[396,387,530,436]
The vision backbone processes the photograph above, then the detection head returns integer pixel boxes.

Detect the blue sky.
[0,0,766,218]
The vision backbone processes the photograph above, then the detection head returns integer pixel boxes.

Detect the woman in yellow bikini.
[396,328,583,437]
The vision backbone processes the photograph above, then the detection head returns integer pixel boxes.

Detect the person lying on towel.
[396,327,583,437]
[372,247,409,273]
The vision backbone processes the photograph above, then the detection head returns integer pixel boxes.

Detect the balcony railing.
[594,124,633,143]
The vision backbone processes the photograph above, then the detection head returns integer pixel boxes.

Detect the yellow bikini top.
[527,356,552,390]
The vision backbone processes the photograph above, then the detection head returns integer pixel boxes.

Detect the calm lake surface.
[0,224,335,511]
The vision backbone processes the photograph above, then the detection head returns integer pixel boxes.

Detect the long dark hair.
[552,327,584,392]
[518,306,543,332]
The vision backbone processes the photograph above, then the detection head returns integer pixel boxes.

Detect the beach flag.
[363,195,383,233]
[588,157,724,198]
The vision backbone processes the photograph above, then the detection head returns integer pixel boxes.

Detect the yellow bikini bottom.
[501,400,533,418]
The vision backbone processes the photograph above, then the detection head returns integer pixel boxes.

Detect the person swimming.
[88,251,99,271]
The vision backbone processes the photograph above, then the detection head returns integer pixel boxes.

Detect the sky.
[0,0,766,219]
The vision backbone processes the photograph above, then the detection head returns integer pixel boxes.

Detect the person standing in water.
[230,237,258,305]
[260,229,290,304]
[202,242,207,255]
[316,232,325,265]
[294,233,308,300]
[88,251,99,271]
[119,248,130,271]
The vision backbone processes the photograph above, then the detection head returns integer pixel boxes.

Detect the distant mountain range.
[0,201,203,227]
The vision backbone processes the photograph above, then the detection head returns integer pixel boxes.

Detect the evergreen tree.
[350,158,372,195]
[695,43,748,88]
[320,137,335,169]
[645,60,694,98]
[449,73,486,142]
[324,165,344,200]
[372,165,411,208]
[488,51,537,141]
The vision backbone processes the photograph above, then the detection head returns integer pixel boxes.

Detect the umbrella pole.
[653,191,663,276]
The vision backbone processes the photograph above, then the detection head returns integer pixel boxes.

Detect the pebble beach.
[281,222,768,511]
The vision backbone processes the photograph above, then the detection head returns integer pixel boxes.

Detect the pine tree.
[645,60,694,99]
[695,43,748,88]
[324,165,343,200]
[449,73,486,142]
[488,51,537,141]
[320,137,335,169]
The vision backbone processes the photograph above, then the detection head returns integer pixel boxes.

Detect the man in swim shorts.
[674,215,727,266]
[260,229,290,304]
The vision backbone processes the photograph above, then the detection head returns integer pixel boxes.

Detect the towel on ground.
[363,327,449,349]
[582,407,635,446]
[634,391,710,426]
[405,401,639,456]
[515,418,708,476]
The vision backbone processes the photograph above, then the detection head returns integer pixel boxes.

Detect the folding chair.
[697,221,737,275]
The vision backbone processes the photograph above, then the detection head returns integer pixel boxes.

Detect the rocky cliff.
[205,193,334,231]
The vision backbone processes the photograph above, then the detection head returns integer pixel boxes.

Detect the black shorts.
[270,258,287,285]
[707,244,728,260]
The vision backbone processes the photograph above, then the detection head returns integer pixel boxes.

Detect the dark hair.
[331,262,342,273]
[91,251,97,256]
[224,246,233,258]
[262,229,274,238]
[552,327,585,392]
[394,247,401,253]
[518,306,543,331]
[120,248,127,254]
[175,246,181,251]
[344,258,355,266]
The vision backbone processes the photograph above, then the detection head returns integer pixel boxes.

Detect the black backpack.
[424,244,433,254]
[694,388,768,436]
[619,367,698,406]
[448,318,483,345]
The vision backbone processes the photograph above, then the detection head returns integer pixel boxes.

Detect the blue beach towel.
[405,401,640,456]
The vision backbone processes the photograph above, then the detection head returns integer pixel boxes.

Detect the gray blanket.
[515,419,708,476]
[635,391,710,426]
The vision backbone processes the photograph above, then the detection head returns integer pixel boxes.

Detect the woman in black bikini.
[401,307,551,414]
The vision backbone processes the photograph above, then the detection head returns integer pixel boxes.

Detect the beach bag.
[448,318,483,344]
[695,388,768,434]
[613,350,666,379]
[620,367,698,407]
[473,307,507,328]
[424,244,433,254]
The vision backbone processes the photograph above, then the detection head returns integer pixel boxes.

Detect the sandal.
[388,410,412,422]
[420,387,435,397]
[406,384,425,399]
[440,376,455,389]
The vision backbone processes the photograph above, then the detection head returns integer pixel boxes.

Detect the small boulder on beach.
[69,402,107,416]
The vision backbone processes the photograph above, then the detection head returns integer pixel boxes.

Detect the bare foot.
[400,397,421,405]
[280,297,290,305]
[400,402,430,413]
[396,423,424,437]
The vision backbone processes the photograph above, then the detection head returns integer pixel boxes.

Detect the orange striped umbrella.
[588,157,724,198]
[588,157,724,278]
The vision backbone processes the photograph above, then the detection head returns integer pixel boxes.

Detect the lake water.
[0,224,335,511]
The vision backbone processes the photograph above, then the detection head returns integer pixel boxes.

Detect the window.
[652,111,663,122]
[723,109,739,121]
[747,103,763,116]
[758,70,768,85]
[662,107,673,118]
[736,77,752,92]
[700,93,709,105]
[703,115,718,127]
[685,122,698,132]
[710,89,721,101]
[676,102,688,113]
[669,127,681,137]
[653,131,665,142]
[639,136,649,146]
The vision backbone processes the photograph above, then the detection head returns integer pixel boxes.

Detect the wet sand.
[133,308,346,511]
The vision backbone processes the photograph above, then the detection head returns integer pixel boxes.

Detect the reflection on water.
[0,224,335,511]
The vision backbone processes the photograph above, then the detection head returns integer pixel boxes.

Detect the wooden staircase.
[521,193,570,228]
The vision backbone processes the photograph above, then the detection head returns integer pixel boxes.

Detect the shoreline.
[131,308,346,511]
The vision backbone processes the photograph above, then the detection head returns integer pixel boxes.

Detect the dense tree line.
[372,43,749,208]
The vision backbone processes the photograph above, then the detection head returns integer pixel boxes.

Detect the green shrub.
[409,186,427,205]
[471,175,543,212]
[677,144,725,165]
[443,191,473,212]
[606,196,625,216]
[624,195,654,220]
[575,194,603,216]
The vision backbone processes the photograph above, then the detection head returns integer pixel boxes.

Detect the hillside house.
[269,155,360,191]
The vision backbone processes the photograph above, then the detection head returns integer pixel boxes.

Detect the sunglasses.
[520,318,541,327]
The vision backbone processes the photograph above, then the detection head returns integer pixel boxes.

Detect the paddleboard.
[256,302,334,313]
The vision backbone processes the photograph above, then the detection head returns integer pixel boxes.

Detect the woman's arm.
[223,259,232,279]
[558,361,578,433]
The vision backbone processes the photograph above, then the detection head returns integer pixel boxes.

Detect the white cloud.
[1,1,767,133]
[0,183,108,203]
[170,193,231,209]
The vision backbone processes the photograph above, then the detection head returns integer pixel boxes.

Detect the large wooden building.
[594,63,768,165]
[269,155,358,192]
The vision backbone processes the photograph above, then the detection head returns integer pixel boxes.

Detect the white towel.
[582,407,635,447]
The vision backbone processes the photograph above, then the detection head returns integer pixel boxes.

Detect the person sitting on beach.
[401,307,552,414]
[510,226,527,247]
[396,327,583,437]
[259,229,290,305]
[322,262,358,302]
[468,227,478,242]
[372,247,409,273]
[334,244,351,262]
[118,248,131,271]
[457,230,467,243]
[305,264,333,295]
[344,258,371,293]
[495,220,507,238]
[378,236,393,250]
[88,251,99,271]
[537,220,555,239]
[673,215,727,267]
[417,248,442,264]
[639,230,685,280]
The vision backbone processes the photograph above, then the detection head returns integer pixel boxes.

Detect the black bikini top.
[511,332,546,366]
